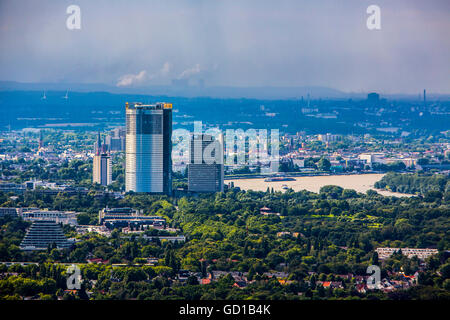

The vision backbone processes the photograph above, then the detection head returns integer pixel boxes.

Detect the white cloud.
[116,70,147,87]
[178,64,201,79]
[117,62,172,86]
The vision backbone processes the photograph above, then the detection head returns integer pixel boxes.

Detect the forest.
[0,185,449,300]
[375,172,450,195]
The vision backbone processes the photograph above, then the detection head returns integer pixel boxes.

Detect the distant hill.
[0,89,344,131]
[0,82,448,134]
[2,81,449,100]
[0,81,354,100]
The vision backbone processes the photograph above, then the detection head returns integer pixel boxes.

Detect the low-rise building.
[142,235,186,243]
[0,207,20,217]
[20,220,72,251]
[98,207,165,229]
[376,247,438,260]
[260,207,280,216]
[21,208,78,225]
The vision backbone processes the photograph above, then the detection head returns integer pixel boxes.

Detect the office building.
[20,220,72,251]
[98,207,165,229]
[188,133,224,192]
[358,153,385,166]
[125,102,172,194]
[0,207,20,217]
[93,154,112,186]
[21,208,78,226]
[376,248,438,260]
[105,127,126,152]
[317,133,340,143]
[93,132,112,186]
[0,183,26,194]
[98,207,135,224]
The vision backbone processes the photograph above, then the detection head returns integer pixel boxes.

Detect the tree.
[76,213,91,225]
[165,249,180,273]
[317,158,331,171]
[440,263,450,279]
[371,252,379,266]
[187,275,199,285]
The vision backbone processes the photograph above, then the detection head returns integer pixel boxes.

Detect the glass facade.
[125,103,172,194]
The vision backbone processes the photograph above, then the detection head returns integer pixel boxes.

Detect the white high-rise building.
[125,102,172,194]
[93,154,112,186]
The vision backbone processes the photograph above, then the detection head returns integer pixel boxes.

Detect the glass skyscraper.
[188,133,224,192]
[125,102,172,194]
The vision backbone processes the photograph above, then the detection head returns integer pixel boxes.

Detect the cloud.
[178,64,201,79]
[116,70,147,87]
[1,1,449,93]
[116,62,172,86]
[148,62,172,80]
[160,62,171,77]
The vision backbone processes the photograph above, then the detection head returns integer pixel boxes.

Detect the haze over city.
[0,0,450,310]
[0,0,449,95]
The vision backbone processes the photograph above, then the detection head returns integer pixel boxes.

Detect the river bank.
[225,173,413,197]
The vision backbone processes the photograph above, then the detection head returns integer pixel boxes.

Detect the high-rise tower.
[188,133,224,192]
[93,132,112,186]
[125,102,172,194]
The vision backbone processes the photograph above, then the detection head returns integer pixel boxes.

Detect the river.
[225,173,413,197]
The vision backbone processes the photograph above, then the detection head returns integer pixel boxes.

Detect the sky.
[0,0,449,94]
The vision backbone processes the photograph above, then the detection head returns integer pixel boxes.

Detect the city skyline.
[0,1,449,307]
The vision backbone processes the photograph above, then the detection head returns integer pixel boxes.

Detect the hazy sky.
[0,0,449,94]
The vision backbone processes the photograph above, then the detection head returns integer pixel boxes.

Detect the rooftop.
[126,102,172,110]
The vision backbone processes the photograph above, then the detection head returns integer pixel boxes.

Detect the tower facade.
[93,154,112,186]
[125,102,172,194]
[93,132,112,186]
[188,133,224,192]
[105,127,126,152]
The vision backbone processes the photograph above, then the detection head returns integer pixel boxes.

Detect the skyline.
[0,0,449,94]
[1,1,450,308]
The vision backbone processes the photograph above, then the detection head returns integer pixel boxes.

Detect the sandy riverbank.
[226,173,413,197]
